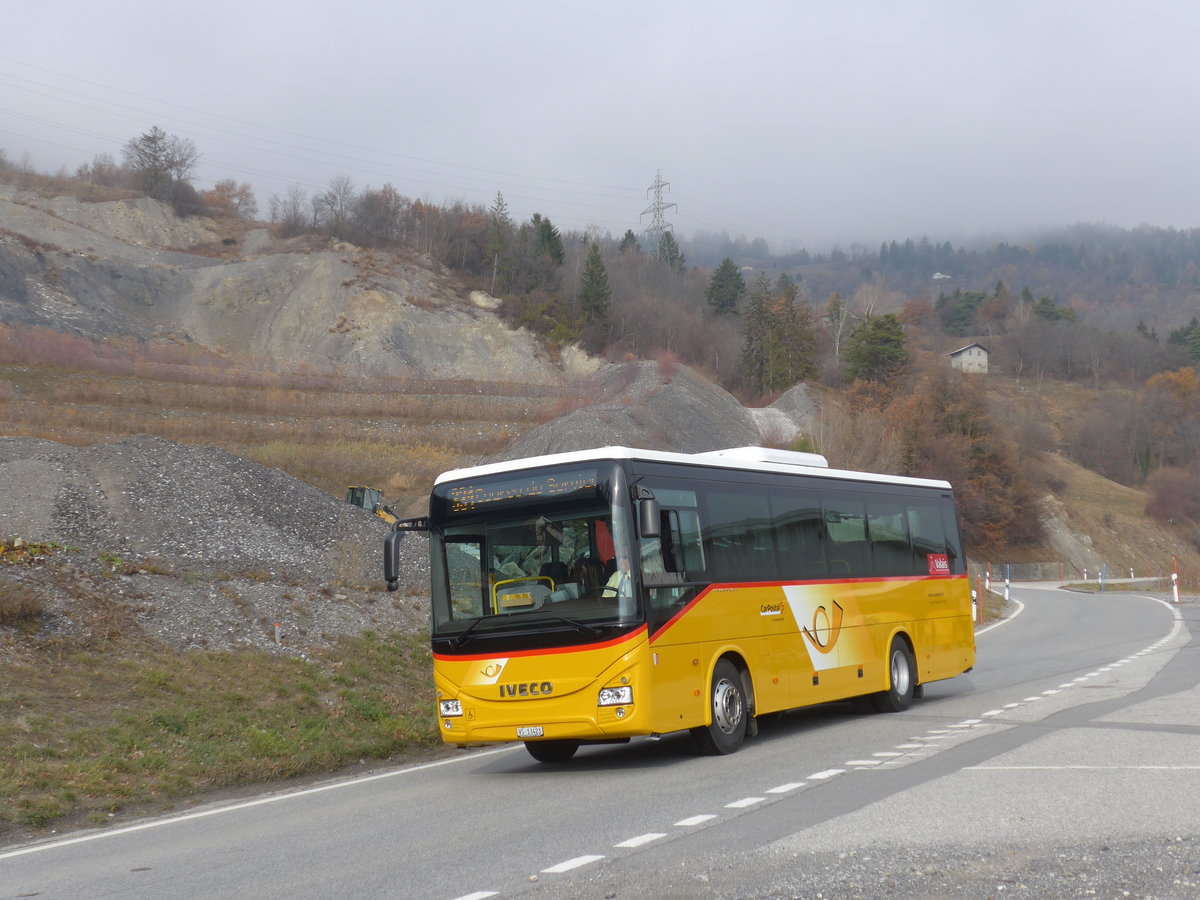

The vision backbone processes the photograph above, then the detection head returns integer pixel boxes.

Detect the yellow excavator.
[345,486,398,524]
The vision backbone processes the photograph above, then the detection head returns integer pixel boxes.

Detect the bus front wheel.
[873,637,916,713]
[524,740,579,763]
[692,659,748,755]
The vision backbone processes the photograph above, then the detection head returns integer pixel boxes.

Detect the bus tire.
[873,637,916,713]
[524,740,579,763]
[691,659,748,755]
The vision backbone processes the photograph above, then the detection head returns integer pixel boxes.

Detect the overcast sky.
[6,1,1199,252]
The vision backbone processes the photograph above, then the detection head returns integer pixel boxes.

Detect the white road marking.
[542,854,604,874]
[766,782,805,793]
[808,769,845,780]
[614,833,667,848]
[974,598,1025,635]
[968,765,1200,771]
[674,814,717,827]
[726,797,765,808]
[453,893,498,900]
[0,745,520,861]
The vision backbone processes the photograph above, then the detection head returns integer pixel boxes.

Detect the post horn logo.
[801,600,844,655]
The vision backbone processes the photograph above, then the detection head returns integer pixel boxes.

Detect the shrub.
[1145,467,1200,523]
[0,578,44,626]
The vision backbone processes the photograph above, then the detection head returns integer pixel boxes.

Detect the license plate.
[516,726,544,738]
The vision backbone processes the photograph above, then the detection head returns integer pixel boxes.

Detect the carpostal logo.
[759,601,784,617]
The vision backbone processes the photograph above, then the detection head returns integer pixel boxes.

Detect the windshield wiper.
[451,615,499,648]
[540,614,604,637]
[450,612,602,647]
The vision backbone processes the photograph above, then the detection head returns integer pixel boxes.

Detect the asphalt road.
[2,586,1196,899]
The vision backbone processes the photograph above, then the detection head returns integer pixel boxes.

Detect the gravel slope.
[0,435,427,654]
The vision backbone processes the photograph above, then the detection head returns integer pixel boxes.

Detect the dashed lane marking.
[766,782,805,793]
[807,768,845,780]
[541,854,605,874]
[725,797,765,808]
[614,833,667,848]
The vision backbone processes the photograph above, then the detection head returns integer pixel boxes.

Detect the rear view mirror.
[383,529,403,592]
[639,498,661,538]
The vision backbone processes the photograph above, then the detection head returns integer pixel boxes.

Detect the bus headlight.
[439,699,463,717]
[598,686,633,707]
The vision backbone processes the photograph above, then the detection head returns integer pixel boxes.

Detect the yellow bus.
[384,446,975,762]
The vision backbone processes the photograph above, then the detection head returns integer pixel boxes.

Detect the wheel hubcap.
[712,677,744,734]
[890,649,911,696]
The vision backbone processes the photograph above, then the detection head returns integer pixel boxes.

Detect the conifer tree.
[655,230,685,272]
[487,191,514,292]
[618,229,641,255]
[579,242,611,324]
[738,274,773,393]
[705,258,745,316]
[845,314,909,382]
[532,213,564,265]
[763,274,818,390]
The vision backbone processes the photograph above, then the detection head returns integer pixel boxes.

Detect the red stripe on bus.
[434,624,648,662]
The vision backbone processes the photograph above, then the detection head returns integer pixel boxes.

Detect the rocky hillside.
[0,183,593,383]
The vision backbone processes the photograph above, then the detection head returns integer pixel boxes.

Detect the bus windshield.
[429,462,636,640]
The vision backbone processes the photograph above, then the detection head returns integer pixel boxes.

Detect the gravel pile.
[491,361,763,461]
[0,435,430,654]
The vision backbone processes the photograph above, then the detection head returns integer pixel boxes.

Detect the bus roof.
[433,446,953,492]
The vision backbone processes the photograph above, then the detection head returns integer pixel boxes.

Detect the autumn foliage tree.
[203,178,258,219]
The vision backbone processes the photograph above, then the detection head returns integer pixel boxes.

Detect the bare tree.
[74,152,127,187]
[269,184,309,237]
[319,174,356,240]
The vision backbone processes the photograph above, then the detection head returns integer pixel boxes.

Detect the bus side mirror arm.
[384,517,430,593]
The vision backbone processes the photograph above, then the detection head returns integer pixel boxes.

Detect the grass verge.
[0,630,441,840]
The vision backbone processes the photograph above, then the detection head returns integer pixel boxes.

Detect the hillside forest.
[5,129,1200,556]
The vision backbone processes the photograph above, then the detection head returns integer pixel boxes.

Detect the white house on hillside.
[949,342,988,373]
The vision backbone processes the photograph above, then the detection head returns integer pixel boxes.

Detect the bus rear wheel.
[524,739,579,763]
[692,659,748,755]
[873,637,916,713]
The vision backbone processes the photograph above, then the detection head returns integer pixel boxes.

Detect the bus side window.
[821,492,868,577]
[771,490,825,579]
[907,499,948,574]
[866,497,912,576]
[702,488,775,583]
[939,495,966,574]
[661,508,705,574]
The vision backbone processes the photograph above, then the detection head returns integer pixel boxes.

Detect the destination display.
[446,468,599,513]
